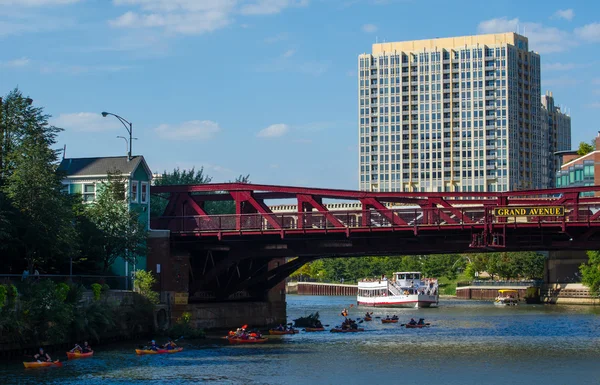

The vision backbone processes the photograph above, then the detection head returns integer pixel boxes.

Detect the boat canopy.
[498,289,518,293]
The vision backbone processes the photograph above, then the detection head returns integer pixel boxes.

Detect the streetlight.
[102,111,133,161]
[116,135,138,157]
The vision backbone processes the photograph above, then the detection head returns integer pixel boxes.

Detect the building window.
[131,181,139,203]
[83,184,95,203]
[141,182,148,204]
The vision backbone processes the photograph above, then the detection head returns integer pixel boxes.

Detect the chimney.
[596,131,600,151]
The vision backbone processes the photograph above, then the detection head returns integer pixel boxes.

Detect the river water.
[3,295,600,384]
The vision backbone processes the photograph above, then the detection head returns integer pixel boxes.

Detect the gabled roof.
[57,156,152,178]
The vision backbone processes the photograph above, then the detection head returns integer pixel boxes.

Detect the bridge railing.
[155,202,600,234]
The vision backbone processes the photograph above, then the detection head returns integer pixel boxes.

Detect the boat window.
[407,273,413,279]
[399,274,405,279]
[415,274,420,280]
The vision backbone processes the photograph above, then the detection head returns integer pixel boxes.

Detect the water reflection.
[2,295,600,384]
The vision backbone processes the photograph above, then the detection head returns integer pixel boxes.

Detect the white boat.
[357,272,439,308]
[494,289,519,306]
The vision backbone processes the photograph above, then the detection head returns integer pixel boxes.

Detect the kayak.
[135,347,183,355]
[381,319,398,324]
[23,361,63,369]
[330,328,365,333]
[227,337,268,344]
[269,329,299,335]
[405,324,428,328]
[304,327,325,332]
[364,317,372,321]
[66,351,94,359]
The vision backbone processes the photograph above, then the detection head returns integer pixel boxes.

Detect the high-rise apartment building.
[358,33,544,192]
[541,91,571,187]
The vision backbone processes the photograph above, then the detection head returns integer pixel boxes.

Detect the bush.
[91,283,102,301]
[166,311,205,339]
[101,283,110,292]
[56,283,70,302]
[133,270,159,305]
[0,286,7,308]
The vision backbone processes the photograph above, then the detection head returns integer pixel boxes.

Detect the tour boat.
[494,289,519,306]
[357,272,439,308]
[304,327,325,332]
[135,347,183,355]
[66,351,94,359]
[269,329,299,335]
[23,361,63,369]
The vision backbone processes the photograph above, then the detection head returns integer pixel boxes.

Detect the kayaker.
[149,340,159,351]
[408,318,417,326]
[417,318,425,326]
[365,312,370,318]
[341,308,348,317]
[70,343,82,353]
[81,341,92,353]
[164,339,177,350]
[277,324,284,331]
[33,347,52,362]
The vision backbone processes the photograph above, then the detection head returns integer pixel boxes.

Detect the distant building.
[57,155,153,276]
[542,91,571,188]
[555,134,600,197]
[358,32,570,193]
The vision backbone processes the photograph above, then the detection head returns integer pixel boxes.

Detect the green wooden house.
[57,155,152,277]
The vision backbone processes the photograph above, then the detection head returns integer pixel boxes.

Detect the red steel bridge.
[150,183,600,302]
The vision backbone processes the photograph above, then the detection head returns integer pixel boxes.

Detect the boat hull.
[66,351,94,359]
[330,328,365,333]
[23,361,62,369]
[381,319,398,324]
[227,337,268,344]
[405,324,428,329]
[357,296,438,308]
[304,327,325,332]
[135,348,183,355]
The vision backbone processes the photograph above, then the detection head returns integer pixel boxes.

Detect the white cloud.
[575,23,600,42]
[543,62,578,71]
[110,0,308,35]
[51,112,123,132]
[543,76,581,87]
[240,0,309,15]
[553,9,574,21]
[154,120,221,140]
[361,23,377,33]
[585,102,600,109]
[0,57,30,68]
[282,49,295,58]
[477,17,570,53]
[0,0,79,5]
[257,123,289,138]
[39,63,132,74]
[264,32,287,43]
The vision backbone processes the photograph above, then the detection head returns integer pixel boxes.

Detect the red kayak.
[227,337,268,344]
[405,324,428,328]
[67,351,94,360]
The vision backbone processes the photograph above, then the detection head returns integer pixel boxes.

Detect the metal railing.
[457,280,543,287]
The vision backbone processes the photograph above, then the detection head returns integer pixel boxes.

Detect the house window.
[131,181,139,203]
[83,184,95,203]
[141,182,148,204]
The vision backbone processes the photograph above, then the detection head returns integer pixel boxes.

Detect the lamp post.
[102,111,133,161]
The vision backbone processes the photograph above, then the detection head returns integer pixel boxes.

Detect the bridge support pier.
[545,250,588,283]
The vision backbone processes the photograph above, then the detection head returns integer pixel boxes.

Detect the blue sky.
[1,0,599,190]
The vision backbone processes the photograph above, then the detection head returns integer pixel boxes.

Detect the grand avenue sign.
[493,206,565,217]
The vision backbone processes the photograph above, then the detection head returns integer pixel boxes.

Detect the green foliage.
[1,88,77,273]
[577,141,595,156]
[56,283,70,302]
[133,270,159,304]
[91,283,102,301]
[102,283,110,292]
[580,251,600,295]
[85,171,148,272]
[0,285,6,308]
[166,311,205,339]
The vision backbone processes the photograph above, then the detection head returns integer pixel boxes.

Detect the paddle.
[375,316,381,319]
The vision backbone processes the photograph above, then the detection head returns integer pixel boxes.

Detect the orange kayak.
[66,351,94,359]
[227,337,268,344]
[269,329,299,335]
[23,361,63,369]
[135,347,183,355]
[364,317,372,321]
[405,324,428,328]
[381,319,398,324]
[330,328,365,333]
[304,327,325,332]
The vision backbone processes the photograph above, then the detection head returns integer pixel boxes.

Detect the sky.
[1,0,599,190]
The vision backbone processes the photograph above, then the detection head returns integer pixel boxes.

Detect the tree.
[580,251,600,295]
[577,141,595,156]
[2,89,77,272]
[86,171,147,272]
[151,167,212,217]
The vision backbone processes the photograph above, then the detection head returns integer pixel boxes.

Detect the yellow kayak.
[23,361,63,369]
[135,347,183,355]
